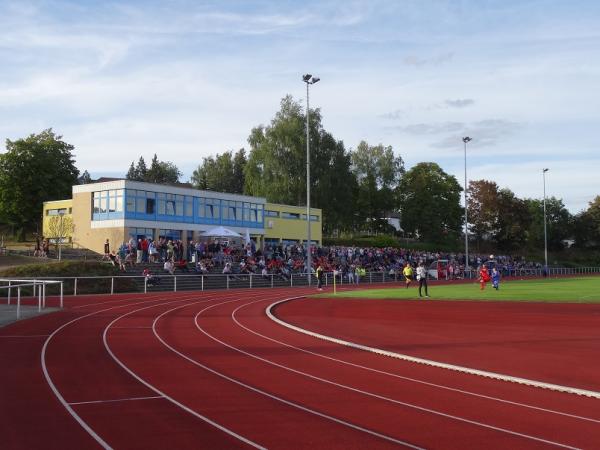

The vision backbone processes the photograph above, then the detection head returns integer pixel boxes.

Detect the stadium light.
[303,74,320,285]
[543,168,549,276]
[462,136,472,276]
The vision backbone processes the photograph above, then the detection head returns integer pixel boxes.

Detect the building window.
[264,210,279,217]
[281,212,300,219]
[301,214,320,221]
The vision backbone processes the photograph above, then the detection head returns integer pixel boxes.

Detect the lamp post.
[462,136,472,276]
[302,73,319,285]
[58,211,65,261]
[543,168,549,275]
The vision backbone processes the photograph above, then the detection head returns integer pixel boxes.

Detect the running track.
[1,287,599,449]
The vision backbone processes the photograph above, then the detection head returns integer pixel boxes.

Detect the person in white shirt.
[164,259,175,275]
[416,262,429,298]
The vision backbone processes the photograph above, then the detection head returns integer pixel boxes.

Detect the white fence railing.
[0,279,64,319]
[0,266,598,299]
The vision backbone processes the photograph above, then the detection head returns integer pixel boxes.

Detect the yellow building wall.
[42,199,74,241]
[263,203,322,245]
[71,192,126,254]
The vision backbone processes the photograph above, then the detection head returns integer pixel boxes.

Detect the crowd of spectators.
[111,236,542,281]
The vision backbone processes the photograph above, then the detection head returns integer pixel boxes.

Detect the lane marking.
[153,298,423,449]
[267,297,600,399]
[103,295,267,450]
[193,299,578,449]
[232,299,600,424]
[41,292,201,450]
[69,396,163,405]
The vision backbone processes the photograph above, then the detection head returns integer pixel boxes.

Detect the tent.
[200,226,242,238]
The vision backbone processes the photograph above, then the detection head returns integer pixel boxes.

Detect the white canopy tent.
[200,226,242,238]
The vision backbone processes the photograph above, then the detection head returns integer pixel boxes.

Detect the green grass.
[318,277,600,303]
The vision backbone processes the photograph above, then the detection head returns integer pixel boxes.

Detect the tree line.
[1,99,599,252]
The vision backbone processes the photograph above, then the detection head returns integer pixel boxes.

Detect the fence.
[0,266,598,298]
[0,279,64,320]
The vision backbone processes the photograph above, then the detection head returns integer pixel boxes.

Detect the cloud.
[430,119,522,149]
[444,98,474,108]
[403,52,454,67]
[391,122,465,135]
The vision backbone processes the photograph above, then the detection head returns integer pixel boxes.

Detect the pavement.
[0,304,60,328]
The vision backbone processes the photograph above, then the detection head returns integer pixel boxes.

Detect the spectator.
[164,259,175,275]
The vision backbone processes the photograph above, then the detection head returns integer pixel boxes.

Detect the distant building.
[42,180,321,254]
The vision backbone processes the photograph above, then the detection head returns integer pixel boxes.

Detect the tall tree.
[467,180,500,248]
[397,162,463,243]
[244,95,355,232]
[126,154,180,184]
[0,129,79,239]
[191,149,246,194]
[572,196,600,248]
[351,141,404,232]
[495,188,531,251]
[78,170,92,184]
[524,197,573,251]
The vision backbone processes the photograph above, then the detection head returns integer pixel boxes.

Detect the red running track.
[1,288,599,449]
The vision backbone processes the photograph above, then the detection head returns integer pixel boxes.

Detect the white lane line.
[41,292,200,450]
[233,299,600,424]
[111,326,153,329]
[195,299,578,449]
[69,396,163,405]
[154,298,423,449]
[103,295,267,450]
[267,297,600,399]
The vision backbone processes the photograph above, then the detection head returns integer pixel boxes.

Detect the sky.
[1,0,599,213]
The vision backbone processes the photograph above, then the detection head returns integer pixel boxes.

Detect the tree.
[397,162,463,243]
[467,180,500,249]
[191,149,246,194]
[573,196,600,248]
[494,188,531,251]
[78,170,92,184]
[351,141,404,232]
[244,95,356,232]
[0,129,79,240]
[46,215,74,259]
[126,154,180,184]
[524,197,573,251]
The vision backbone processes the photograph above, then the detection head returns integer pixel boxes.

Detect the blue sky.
[1,0,599,212]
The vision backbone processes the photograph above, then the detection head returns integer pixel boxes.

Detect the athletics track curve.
[1,286,599,449]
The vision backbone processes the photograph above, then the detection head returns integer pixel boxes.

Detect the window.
[264,210,279,217]
[146,198,155,214]
[301,214,320,221]
[46,208,68,216]
[281,212,300,219]
[185,197,193,217]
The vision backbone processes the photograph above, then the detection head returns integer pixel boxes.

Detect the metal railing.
[0,279,64,319]
[0,266,598,298]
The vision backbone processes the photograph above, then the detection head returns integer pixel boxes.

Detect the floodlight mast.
[543,168,549,275]
[303,74,320,285]
[462,136,472,276]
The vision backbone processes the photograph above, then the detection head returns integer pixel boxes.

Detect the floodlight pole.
[543,168,549,275]
[462,137,472,276]
[303,74,319,285]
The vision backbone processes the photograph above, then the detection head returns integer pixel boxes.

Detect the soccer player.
[491,267,500,290]
[403,262,414,289]
[479,265,491,290]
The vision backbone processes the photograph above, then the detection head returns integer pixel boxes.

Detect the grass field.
[321,276,600,303]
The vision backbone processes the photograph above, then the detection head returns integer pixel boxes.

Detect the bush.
[0,261,138,295]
